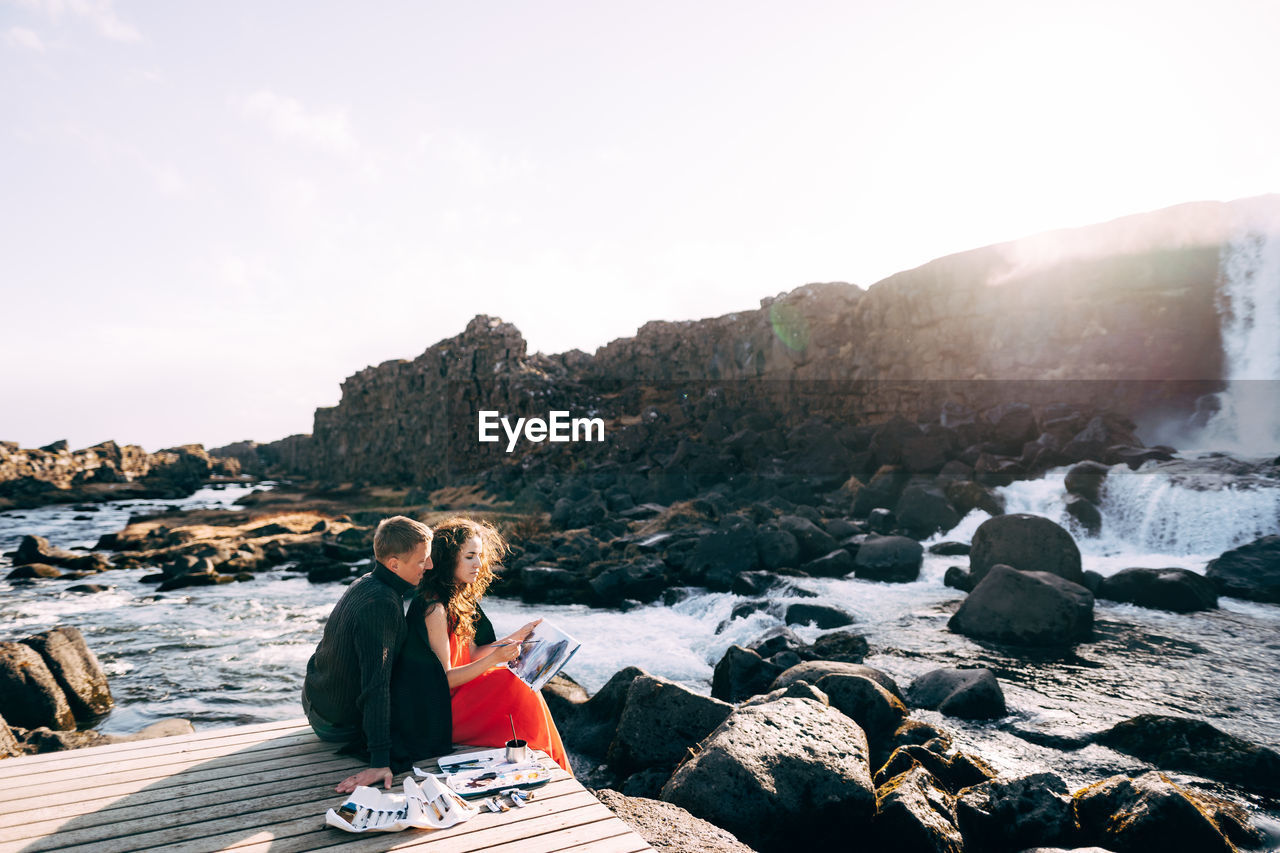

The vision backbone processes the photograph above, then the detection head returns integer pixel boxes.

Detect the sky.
[3,0,1279,451]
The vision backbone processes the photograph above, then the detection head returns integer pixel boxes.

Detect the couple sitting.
[301,515,570,793]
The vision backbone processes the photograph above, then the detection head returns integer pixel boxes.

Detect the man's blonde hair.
[373,516,432,562]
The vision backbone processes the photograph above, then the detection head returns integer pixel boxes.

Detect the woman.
[408,516,571,773]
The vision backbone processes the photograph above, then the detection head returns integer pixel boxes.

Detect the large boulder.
[854,535,924,583]
[784,602,855,629]
[543,667,644,766]
[1094,714,1280,796]
[1205,534,1280,603]
[895,486,961,539]
[588,557,668,606]
[755,527,800,570]
[12,536,109,573]
[1096,567,1218,613]
[969,514,1083,585]
[814,673,907,748]
[799,548,856,578]
[684,526,759,590]
[607,675,733,775]
[955,772,1077,852]
[0,712,20,757]
[1072,771,1263,853]
[805,630,870,663]
[22,627,113,721]
[948,564,1094,645]
[872,764,964,853]
[660,697,876,852]
[593,789,755,853]
[772,661,904,702]
[1064,461,1111,504]
[778,515,839,561]
[711,645,784,704]
[906,668,1006,720]
[0,642,74,730]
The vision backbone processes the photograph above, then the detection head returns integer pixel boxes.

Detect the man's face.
[389,540,432,584]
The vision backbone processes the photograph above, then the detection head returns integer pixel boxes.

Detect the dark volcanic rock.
[814,673,907,748]
[660,697,875,853]
[969,513,1084,585]
[798,548,856,577]
[543,667,644,767]
[608,675,733,775]
[7,563,62,579]
[874,744,996,795]
[1064,460,1111,504]
[773,660,904,702]
[520,565,583,604]
[711,645,784,704]
[0,712,19,757]
[1065,496,1103,536]
[778,515,839,561]
[872,764,964,853]
[1072,770,1262,853]
[1205,534,1280,603]
[895,486,960,539]
[853,535,924,583]
[22,627,113,721]
[949,564,1094,645]
[755,527,800,570]
[784,602,855,629]
[1096,567,1218,612]
[684,525,758,590]
[0,642,74,730]
[593,789,755,853]
[906,668,1006,720]
[806,630,869,663]
[943,565,974,591]
[955,772,1077,852]
[1095,714,1280,795]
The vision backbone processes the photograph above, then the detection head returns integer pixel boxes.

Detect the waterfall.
[1194,209,1280,455]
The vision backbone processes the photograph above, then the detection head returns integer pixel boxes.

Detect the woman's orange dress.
[448,631,572,774]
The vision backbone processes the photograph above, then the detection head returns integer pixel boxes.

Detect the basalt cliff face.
[261,199,1273,486]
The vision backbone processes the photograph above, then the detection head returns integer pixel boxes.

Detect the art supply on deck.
[324,775,478,833]
[506,714,529,763]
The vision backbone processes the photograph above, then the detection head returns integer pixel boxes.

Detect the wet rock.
[778,515,838,561]
[544,667,644,774]
[1096,567,1218,612]
[1064,461,1111,504]
[872,764,963,853]
[814,673,907,748]
[867,507,895,533]
[895,486,961,539]
[740,679,829,708]
[944,479,1006,517]
[929,541,971,556]
[0,712,19,757]
[730,570,782,596]
[889,720,952,754]
[784,602,855,629]
[588,557,667,606]
[711,645,784,703]
[1095,714,1280,795]
[660,697,875,852]
[955,772,1076,851]
[874,744,997,794]
[608,675,733,775]
[854,535,924,583]
[747,625,807,659]
[22,627,112,721]
[773,660,904,702]
[1205,534,1280,604]
[520,565,583,604]
[0,642,74,730]
[684,525,758,589]
[158,572,234,591]
[6,563,62,579]
[852,467,912,517]
[1072,771,1263,853]
[755,527,800,570]
[805,630,869,663]
[594,788,755,853]
[799,548,856,577]
[970,514,1084,585]
[1065,497,1102,536]
[949,564,1094,645]
[907,668,1006,720]
[943,566,974,591]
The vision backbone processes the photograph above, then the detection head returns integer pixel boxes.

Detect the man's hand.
[336,766,393,794]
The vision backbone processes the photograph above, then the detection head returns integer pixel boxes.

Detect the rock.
[944,479,1006,517]
[889,720,953,754]
[873,764,964,853]
[948,564,1094,645]
[6,563,62,579]
[969,514,1084,585]
[943,566,974,591]
[618,768,670,799]
[955,772,1077,851]
[685,526,758,589]
[866,507,895,533]
[0,712,20,757]
[773,661,904,702]
[814,673,907,747]
[1065,497,1102,536]
[0,642,74,730]
[747,625,807,659]
[740,679,829,708]
[778,515,838,561]
[305,560,353,584]
[594,789,755,853]
[1205,534,1280,603]
[711,645,784,704]
[755,527,800,570]
[805,630,869,663]
[157,573,233,591]
[799,548,856,577]
[550,667,645,765]
[607,675,733,775]
[906,668,1006,720]
[929,541,971,556]
[729,570,781,596]
[784,602,855,629]
[1072,771,1263,853]
[1096,567,1218,612]
[22,627,113,721]
[874,744,996,794]
[13,535,81,567]
[660,698,875,852]
[895,486,961,539]
[854,535,924,583]
[1064,461,1111,504]
[1094,714,1280,795]
[589,557,667,606]
[901,434,952,474]
[520,565,583,604]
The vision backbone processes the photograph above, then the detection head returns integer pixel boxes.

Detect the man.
[302,515,432,793]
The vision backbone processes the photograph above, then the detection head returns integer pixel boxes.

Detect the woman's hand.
[502,619,541,645]
[485,640,525,664]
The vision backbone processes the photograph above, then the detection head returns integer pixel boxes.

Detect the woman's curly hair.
[416,516,508,646]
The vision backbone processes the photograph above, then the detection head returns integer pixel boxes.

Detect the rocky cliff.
[260,198,1277,486]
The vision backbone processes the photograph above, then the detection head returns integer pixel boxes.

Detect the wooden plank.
[0,718,311,777]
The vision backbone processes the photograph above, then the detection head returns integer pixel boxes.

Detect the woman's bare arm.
[423,603,521,689]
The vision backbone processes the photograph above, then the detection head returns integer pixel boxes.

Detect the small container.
[505,738,528,764]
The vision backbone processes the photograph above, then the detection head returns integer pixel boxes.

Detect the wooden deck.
[0,718,653,853]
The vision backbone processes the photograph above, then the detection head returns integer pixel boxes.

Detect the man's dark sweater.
[302,562,414,769]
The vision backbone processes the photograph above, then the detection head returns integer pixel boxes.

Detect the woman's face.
[453,535,483,585]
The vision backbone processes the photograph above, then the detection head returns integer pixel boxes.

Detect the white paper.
[324,775,478,833]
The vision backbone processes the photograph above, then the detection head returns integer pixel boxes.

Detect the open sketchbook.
[431,746,554,798]
[507,618,580,692]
